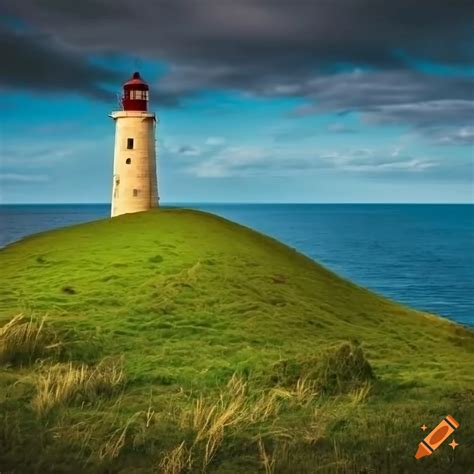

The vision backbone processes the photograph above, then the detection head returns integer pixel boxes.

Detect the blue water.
[0,204,473,326]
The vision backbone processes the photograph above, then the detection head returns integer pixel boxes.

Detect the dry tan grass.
[32,371,326,471]
[298,407,328,445]
[349,381,372,406]
[0,314,56,364]
[49,408,146,465]
[32,363,86,415]
[190,375,248,468]
[32,357,124,415]
[159,441,192,474]
[98,412,140,462]
[179,374,285,470]
[257,437,276,474]
[270,376,318,407]
[249,389,281,422]
[36,370,320,470]
[292,376,318,405]
[98,425,127,461]
[88,357,125,397]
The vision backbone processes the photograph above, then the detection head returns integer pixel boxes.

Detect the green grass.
[0,208,473,473]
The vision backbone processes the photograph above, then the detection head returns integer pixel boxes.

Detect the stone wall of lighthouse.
[110,110,159,217]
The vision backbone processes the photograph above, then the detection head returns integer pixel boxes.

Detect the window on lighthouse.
[126,158,131,165]
[127,138,134,149]
[130,90,149,100]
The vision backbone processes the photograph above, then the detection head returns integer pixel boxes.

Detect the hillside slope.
[0,209,472,473]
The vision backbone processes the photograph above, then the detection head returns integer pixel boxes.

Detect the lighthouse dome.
[122,71,149,111]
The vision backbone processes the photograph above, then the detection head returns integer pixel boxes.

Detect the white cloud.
[205,137,226,146]
[327,123,356,134]
[434,126,474,146]
[0,173,49,183]
[185,144,439,178]
[189,146,268,177]
[0,146,74,167]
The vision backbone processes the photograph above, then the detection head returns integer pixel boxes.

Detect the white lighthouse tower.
[110,72,158,217]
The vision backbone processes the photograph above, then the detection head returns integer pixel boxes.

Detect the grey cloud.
[1,0,473,130]
[0,25,120,100]
[289,71,473,110]
[177,145,201,156]
[288,71,474,137]
[365,101,474,128]
[4,0,473,67]
[327,123,357,134]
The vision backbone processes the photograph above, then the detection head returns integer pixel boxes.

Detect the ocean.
[0,203,472,327]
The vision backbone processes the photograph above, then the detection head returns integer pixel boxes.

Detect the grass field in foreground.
[0,208,473,473]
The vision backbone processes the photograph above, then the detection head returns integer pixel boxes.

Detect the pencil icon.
[415,415,459,459]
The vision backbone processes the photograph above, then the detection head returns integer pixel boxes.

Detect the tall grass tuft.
[32,357,124,415]
[98,411,140,462]
[0,314,57,365]
[88,357,125,397]
[191,375,248,468]
[159,441,192,474]
[349,381,372,406]
[257,437,276,474]
[32,363,84,415]
[318,341,374,394]
[270,376,318,407]
[292,377,318,405]
[180,374,284,470]
[270,341,374,396]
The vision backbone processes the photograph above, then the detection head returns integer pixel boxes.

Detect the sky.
[1,0,473,204]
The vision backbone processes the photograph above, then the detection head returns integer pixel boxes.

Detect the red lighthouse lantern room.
[122,72,149,111]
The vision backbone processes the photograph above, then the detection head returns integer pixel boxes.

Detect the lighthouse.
[110,72,159,217]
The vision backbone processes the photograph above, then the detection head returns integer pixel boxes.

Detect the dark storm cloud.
[1,0,473,129]
[0,25,119,100]
[4,0,473,66]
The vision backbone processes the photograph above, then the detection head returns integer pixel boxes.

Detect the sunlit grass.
[0,209,472,473]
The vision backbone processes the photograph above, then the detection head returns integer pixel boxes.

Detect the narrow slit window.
[133,189,139,197]
[127,138,134,149]
[126,158,131,165]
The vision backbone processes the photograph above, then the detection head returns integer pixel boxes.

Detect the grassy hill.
[0,209,472,473]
